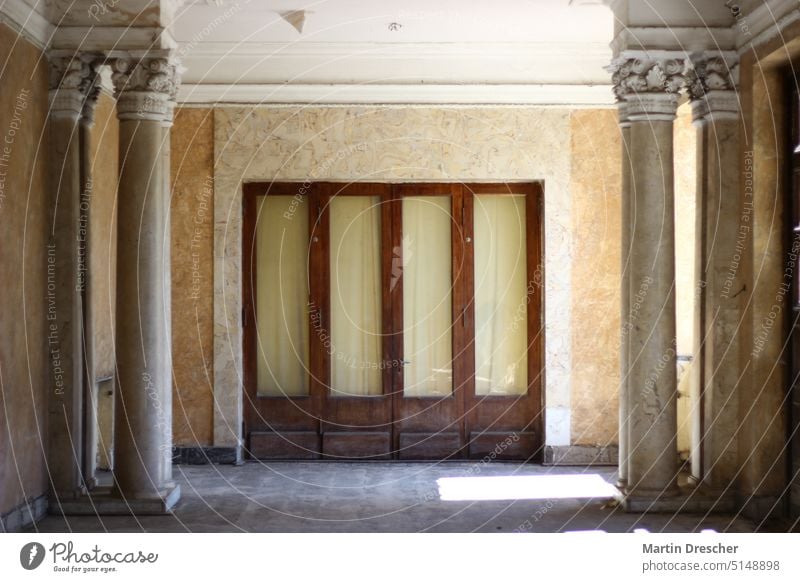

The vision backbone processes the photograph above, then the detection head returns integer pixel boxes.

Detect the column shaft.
[160,103,175,485]
[47,58,88,499]
[684,53,746,492]
[79,88,99,490]
[114,118,171,498]
[626,93,680,496]
[110,54,179,503]
[618,104,632,488]
[693,101,743,489]
[690,118,706,483]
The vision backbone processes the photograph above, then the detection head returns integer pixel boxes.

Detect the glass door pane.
[402,196,453,397]
[255,195,310,396]
[330,195,383,396]
[473,194,528,396]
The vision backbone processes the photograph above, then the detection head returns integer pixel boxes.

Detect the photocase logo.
[20,542,46,570]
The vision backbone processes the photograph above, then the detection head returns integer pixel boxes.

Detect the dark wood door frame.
[242,181,545,461]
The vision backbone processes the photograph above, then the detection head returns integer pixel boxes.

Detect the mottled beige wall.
[0,24,49,516]
[211,106,576,448]
[568,106,696,446]
[171,108,215,446]
[736,24,800,504]
[89,92,118,380]
[169,104,701,450]
[569,109,622,445]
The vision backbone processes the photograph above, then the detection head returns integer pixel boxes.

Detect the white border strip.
[178,83,616,106]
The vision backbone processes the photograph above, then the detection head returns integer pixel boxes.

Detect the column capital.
[608,53,688,101]
[625,93,679,122]
[617,100,631,129]
[161,100,177,129]
[80,83,102,128]
[48,53,101,120]
[685,52,740,122]
[109,52,182,122]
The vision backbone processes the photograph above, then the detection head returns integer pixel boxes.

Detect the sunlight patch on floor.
[436,473,620,501]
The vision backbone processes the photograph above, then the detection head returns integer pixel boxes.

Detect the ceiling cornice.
[178,41,613,86]
[177,83,616,107]
[736,0,800,53]
[0,0,53,50]
[610,26,735,56]
[735,0,799,49]
[180,41,614,58]
[51,26,177,51]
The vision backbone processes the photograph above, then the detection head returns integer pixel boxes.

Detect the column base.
[50,484,181,516]
[623,486,737,513]
[50,485,88,502]
[1,494,48,532]
[172,445,243,465]
[543,444,618,466]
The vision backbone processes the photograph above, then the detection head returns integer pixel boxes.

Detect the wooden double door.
[243,182,543,460]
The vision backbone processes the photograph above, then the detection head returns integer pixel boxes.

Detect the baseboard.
[172,446,243,465]
[0,494,48,532]
[543,445,618,466]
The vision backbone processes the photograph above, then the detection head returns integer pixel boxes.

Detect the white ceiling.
[171,0,614,44]
[170,0,617,103]
[13,0,770,105]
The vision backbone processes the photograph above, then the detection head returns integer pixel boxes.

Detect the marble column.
[687,54,743,490]
[612,56,683,497]
[617,101,632,489]
[79,72,101,490]
[47,54,93,500]
[110,54,180,505]
[160,99,176,485]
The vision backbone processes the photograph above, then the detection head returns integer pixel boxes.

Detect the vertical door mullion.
[451,184,467,456]
[379,187,397,456]
[460,186,476,454]
[309,183,330,432]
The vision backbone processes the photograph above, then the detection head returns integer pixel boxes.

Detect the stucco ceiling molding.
[176,82,616,107]
[52,25,177,51]
[735,0,800,50]
[0,0,53,49]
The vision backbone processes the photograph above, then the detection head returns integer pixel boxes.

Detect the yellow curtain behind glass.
[255,195,310,396]
[402,196,453,397]
[330,196,382,396]
[474,194,528,396]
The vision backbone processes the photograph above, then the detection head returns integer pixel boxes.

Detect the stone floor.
[28,462,766,533]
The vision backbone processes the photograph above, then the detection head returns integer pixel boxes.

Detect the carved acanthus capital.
[685,53,740,121]
[685,53,739,100]
[609,55,688,101]
[109,54,182,122]
[48,53,101,119]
